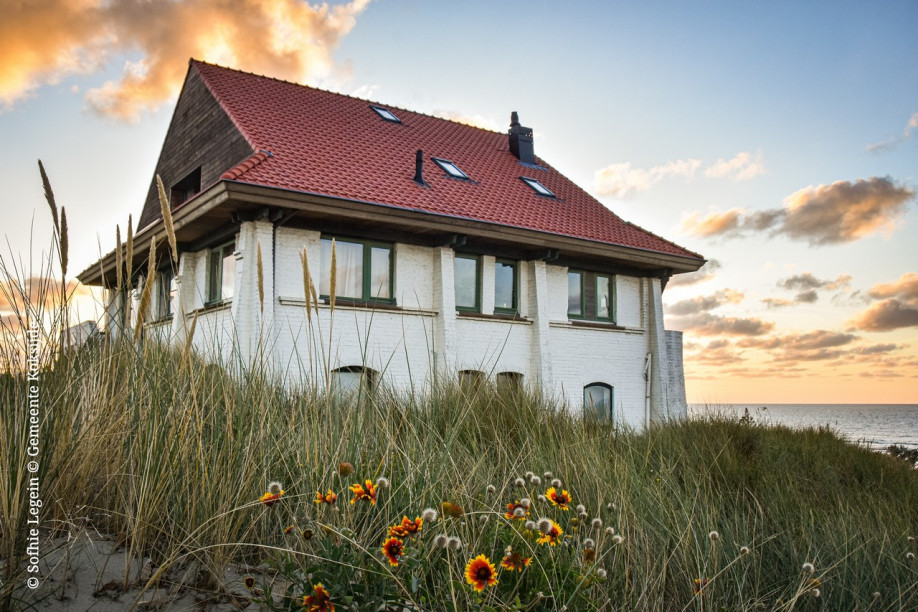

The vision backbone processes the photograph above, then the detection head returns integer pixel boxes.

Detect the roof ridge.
[189,58,506,135]
[221,150,271,181]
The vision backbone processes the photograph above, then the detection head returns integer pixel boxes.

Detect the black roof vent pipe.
[508,111,535,164]
[413,149,427,186]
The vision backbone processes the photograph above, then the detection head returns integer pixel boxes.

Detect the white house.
[78,60,704,428]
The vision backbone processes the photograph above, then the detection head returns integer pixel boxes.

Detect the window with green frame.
[454,254,480,312]
[494,259,518,314]
[567,270,614,322]
[319,237,393,301]
[207,241,235,304]
[156,268,176,319]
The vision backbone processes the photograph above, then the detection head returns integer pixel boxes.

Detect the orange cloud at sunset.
[849,272,918,332]
[0,0,372,120]
[682,177,914,245]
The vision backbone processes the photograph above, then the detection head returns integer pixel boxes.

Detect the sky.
[1,0,916,404]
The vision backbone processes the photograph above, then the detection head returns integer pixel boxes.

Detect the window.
[458,369,485,392]
[331,366,377,397]
[156,268,176,319]
[584,383,613,421]
[319,237,393,301]
[171,167,201,206]
[432,158,470,180]
[208,242,235,303]
[494,259,518,314]
[568,270,614,322]
[454,254,480,312]
[496,371,523,392]
[370,105,401,123]
[521,176,555,197]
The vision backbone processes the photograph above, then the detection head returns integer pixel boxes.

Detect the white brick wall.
[122,224,688,429]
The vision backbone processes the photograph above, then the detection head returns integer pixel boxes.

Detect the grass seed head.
[268,481,283,495]
[802,562,815,573]
[591,518,603,529]
[709,530,720,542]
[422,507,438,522]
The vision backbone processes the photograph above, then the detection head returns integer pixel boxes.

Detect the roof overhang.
[78,180,705,286]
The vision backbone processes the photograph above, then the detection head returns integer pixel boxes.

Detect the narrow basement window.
[521,176,555,197]
[370,105,401,123]
[432,158,470,180]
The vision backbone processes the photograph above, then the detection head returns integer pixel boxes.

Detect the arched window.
[458,369,485,392]
[331,366,377,397]
[583,383,613,421]
[496,371,524,392]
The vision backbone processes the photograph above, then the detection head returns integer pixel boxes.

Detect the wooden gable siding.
[136,68,253,230]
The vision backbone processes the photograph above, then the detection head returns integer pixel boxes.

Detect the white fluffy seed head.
[447,536,462,550]
[543,471,553,479]
[537,495,547,503]
[907,552,915,561]
[524,471,534,480]
[579,512,588,521]
[591,518,603,529]
[612,535,623,545]
[605,526,615,536]
[740,546,750,555]
[530,476,542,486]
[268,481,283,495]
[583,538,595,549]
[537,518,552,533]
[872,592,881,599]
[375,477,390,489]
[576,504,586,514]
[552,479,562,488]
[596,568,607,579]
[513,507,526,518]
[810,589,821,598]
[708,531,719,542]
[433,534,447,549]
[802,562,815,573]
[520,497,531,508]
[422,508,438,522]
[514,478,525,488]
[486,484,496,494]
[525,520,536,531]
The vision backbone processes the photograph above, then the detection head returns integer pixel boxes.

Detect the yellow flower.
[545,486,572,510]
[259,489,284,506]
[465,554,498,591]
[349,479,377,505]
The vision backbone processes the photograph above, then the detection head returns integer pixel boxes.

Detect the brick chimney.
[508,111,535,164]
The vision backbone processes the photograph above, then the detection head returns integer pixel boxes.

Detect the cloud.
[686,340,744,365]
[682,177,914,245]
[0,277,94,312]
[849,272,918,332]
[664,289,743,316]
[431,110,500,132]
[0,0,372,119]
[867,112,918,153]
[762,298,794,309]
[704,151,765,181]
[735,330,861,363]
[667,259,721,288]
[667,312,774,336]
[594,158,702,198]
[778,273,851,292]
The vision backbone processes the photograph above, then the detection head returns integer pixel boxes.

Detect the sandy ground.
[11,531,262,611]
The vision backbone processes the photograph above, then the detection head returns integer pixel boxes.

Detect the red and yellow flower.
[693,578,710,595]
[465,554,498,591]
[545,486,572,510]
[259,490,284,506]
[500,550,532,572]
[314,489,338,505]
[349,480,377,505]
[504,500,530,520]
[388,516,423,538]
[537,519,563,546]
[381,537,405,566]
[441,501,464,518]
[301,582,334,611]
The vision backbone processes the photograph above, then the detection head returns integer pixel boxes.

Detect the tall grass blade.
[257,241,264,314]
[38,159,59,234]
[133,238,156,343]
[156,174,179,266]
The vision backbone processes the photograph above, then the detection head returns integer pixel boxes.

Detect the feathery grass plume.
[115,224,123,291]
[257,241,264,314]
[133,239,157,343]
[125,214,134,289]
[329,238,337,312]
[156,175,179,266]
[38,159,59,234]
[300,248,313,325]
[59,207,68,278]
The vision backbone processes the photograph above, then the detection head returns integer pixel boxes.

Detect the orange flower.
[465,554,498,591]
[500,551,532,572]
[315,489,338,505]
[441,501,464,518]
[388,516,423,538]
[545,486,571,510]
[693,578,710,595]
[283,525,295,534]
[381,537,405,566]
[349,480,377,505]
[537,519,563,546]
[301,582,334,611]
[259,490,284,506]
[504,500,530,520]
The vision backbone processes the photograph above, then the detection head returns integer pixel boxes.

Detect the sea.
[688,404,918,451]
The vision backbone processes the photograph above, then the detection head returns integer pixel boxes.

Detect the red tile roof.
[192,60,702,261]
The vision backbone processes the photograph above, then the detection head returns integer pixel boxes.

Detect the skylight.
[433,158,470,180]
[521,177,555,197]
[370,105,401,123]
